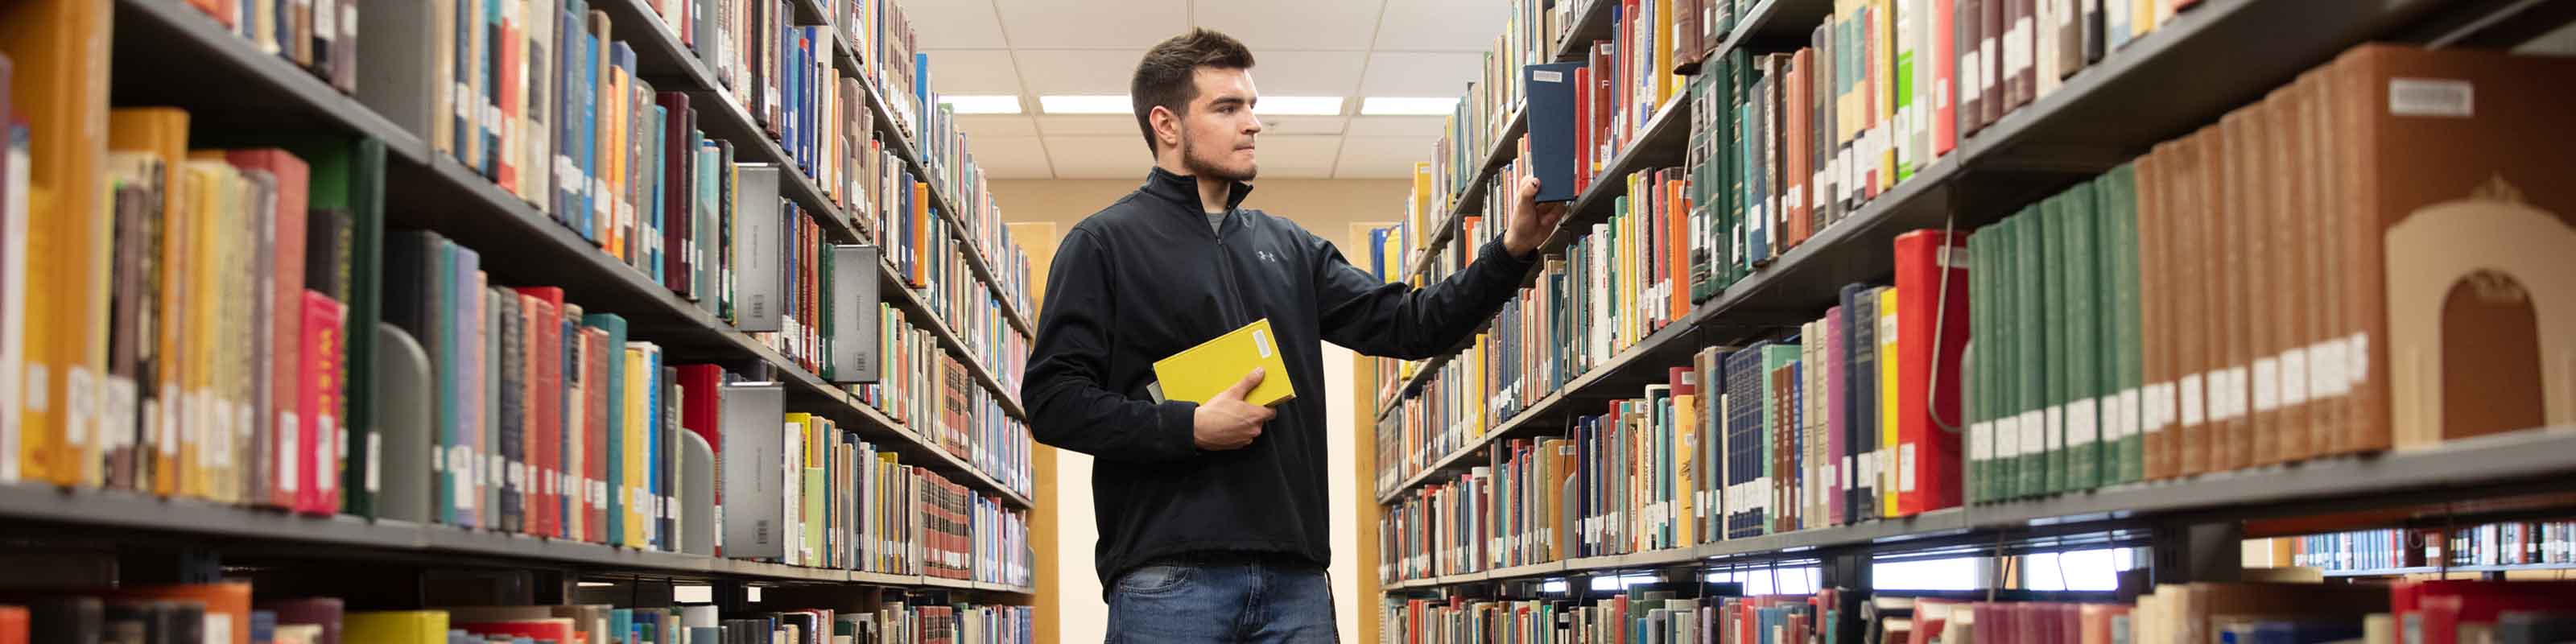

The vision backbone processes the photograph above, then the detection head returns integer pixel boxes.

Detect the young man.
[1022,28,1566,641]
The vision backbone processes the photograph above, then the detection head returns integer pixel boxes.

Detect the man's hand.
[1502,176,1568,260]
[1192,368,1276,451]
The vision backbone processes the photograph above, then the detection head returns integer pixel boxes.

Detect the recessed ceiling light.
[1360,97,1459,116]
[1256,96,1344,116]
[939,95,1022,114]
[1039,95,1133,114]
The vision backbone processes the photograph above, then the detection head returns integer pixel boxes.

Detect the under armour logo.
[1257,250,1280,263]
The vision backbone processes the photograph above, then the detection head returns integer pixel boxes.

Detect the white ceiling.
[914,0,1509,180]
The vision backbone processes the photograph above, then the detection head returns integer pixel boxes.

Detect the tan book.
[2216,109,2253,474]
[2293,68,2339,463]
[2262,85,2308,464]
[2326,45,2576,451]
[2136,143,2169,481]
[2169,130,2208,477]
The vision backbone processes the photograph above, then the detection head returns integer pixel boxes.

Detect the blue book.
[649,104,668,285]
[482,0,502,177]
[583,312,627,544]
[637,346,662,550]
[1521,61,1585,202]
[554,5,580,224]
[578,27,601,242]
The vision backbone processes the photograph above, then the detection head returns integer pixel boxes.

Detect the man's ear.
[1150,105,1183,151]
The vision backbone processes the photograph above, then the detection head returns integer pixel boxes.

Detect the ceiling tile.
[1346,115,1447,137]
[956,114,1040,138]
[903,0,1009,49]
[1249,135,1344,179]
[921,49,1025,95]
[995,0,1188,49]
[1045,135,1156,180]
[1374,0,1509,52]
[1334,135,1440,179]
[1245,51,1367,98]
[970,136,1058,180]
[1013,49,1149,96]
[1260,115,1349,135]
[1036,114,1142,137]
[1192,0,1385,52]
[1359,52,1485,97]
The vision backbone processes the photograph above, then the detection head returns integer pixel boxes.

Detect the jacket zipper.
[1212,211,1249,328]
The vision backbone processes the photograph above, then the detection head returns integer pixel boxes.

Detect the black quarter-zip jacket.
[1024,167,1540,588]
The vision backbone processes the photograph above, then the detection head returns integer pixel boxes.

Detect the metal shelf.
[2317,563,2576,578]
[109,0,428,163]
[1381,427,2576,591]
[0,483,1034,589]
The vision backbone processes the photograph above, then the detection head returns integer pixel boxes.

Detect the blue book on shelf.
[577,27,601,242]
[1521,61,1585,203]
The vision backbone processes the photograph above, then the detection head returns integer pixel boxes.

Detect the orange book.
[0,605,23,644]
[116,583,250,644]
[1666,178,1690,320]
[3,0,114,486]
[910,182,931,287]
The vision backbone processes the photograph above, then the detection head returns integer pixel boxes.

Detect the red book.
[295,291,345,515]
[229,149,310,510]
[676,364,724,552]
[1666,174,1689,320]
[460,620,576,644]
[583,327,611,543]
[1590,43,1615,177]
[514,287,565,539]
[1893,229,1970,515]
[1932,0,1959,158]
[1572,65,1591,195]
[496,17,522,195]
[2393,580,2576,644]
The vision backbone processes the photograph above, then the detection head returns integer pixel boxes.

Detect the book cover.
[1873,286,1898,518]
[297,290,345,515]
[1526,61,1587,203]
[720,381,785,559]
[1151,318,1295,407]
[581,312,625,543]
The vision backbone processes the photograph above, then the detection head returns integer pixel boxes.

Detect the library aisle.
[0,0,2572,641]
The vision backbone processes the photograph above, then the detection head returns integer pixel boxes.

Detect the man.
[1022,28,1566,642]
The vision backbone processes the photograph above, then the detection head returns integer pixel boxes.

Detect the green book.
[2109,163,2146,485]
[2015,207,2048,499]
[2042,192,2070,495]
[2065,181,2103,492]
[1992,216,2019,501]
[1967,229,1991,503]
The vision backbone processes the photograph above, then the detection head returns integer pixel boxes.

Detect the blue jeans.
[1105,555,1338,643]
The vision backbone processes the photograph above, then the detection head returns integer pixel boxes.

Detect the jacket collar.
[1141,166,1255,213]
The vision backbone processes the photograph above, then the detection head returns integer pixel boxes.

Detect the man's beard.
[1179,129,1257,182]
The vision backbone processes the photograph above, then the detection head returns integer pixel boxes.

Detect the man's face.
[1174,67,1264,182]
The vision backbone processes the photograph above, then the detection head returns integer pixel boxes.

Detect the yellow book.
[1877,287,1901,518]
[1674,391,1696,547]
[624,344,648,548]
[1150,318,1295,407]
[344,611,450,644]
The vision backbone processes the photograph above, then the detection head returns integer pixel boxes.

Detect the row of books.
[185,0,360,94]
[1374,42,2576,543]
[1385,580,2576,644]
[852,0,1034,325]
[382,229,1029,583]
[846,303,1031,497]
[2287,520,2576,572]
[1373,167,1695,495]
[1397,0,1691,280]
[871,177,1029,401]
[0,584,1031,643]
[1415,0,1559,235]
[347,0,1037,363]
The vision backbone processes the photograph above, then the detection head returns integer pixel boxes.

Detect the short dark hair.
[1132,28,1256,154]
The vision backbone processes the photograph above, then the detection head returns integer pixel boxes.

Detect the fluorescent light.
[1256,96,1344,116]
[939,95,1022,114]
[576,581,617,588]
[1039,95,1133,114]
[1361,97,1459,115]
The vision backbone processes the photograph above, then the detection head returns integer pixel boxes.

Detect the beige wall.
[993,179,1410,253]
[1005,180,1403,644]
